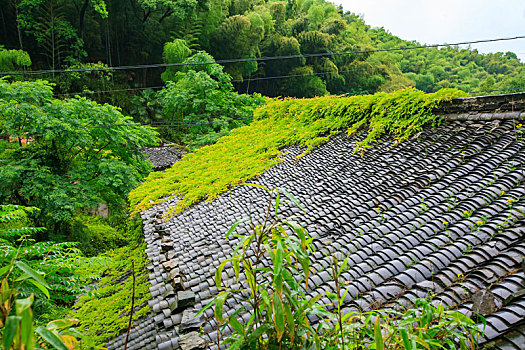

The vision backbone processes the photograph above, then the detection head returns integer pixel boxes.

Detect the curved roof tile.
[111,95,525,350]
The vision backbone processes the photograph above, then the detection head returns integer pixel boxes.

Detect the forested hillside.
[1,0,524,101]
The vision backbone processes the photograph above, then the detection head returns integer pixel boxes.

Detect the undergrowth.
[70,244,151,345]
[129,88,466,214]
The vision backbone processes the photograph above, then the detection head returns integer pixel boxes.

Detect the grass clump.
[70,244,151,346]
[129,88,466,214]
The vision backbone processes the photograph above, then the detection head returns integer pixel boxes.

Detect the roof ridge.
[443,111,525,122]
[435,92,525,118]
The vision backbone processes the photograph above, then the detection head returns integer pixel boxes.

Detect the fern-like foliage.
[185,18,203,50]
[0,205,43,241]
[0,204,38,224]
[0,204,84,314]
[170,17,203,51]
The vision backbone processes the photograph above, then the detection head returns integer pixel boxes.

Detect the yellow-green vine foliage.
[129,88,466,214]
[70,244,151,345]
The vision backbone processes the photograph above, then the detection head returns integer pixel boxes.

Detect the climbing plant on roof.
[129,88,467,215]
[70,244,151,346]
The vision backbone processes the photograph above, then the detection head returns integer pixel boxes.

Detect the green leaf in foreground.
[374,316,384,350]
[3,316,21,349]
[15,261,50,290]
[36,326,69,350]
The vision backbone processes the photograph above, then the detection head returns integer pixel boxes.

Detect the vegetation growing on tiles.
[71,244,152,345]
[205,186,484,349]
[130,88,466,214]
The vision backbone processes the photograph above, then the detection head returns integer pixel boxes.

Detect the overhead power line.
[54,69,347,97]
[468,86,525,94]
[83,116,254,129]
[2,35,525,76]
[54,72,525,99]
[54,85,165,97]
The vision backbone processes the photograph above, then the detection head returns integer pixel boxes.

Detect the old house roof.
[144,147,186,171]
[109,93,525,350]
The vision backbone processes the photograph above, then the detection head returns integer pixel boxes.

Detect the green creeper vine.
[70,244,151,346]
[129,88,466,215]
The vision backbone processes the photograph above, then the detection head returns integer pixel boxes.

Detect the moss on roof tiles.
[71,244,151,345]
[129,88,466,214]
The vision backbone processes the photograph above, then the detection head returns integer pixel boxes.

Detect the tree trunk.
[14,0,24,50]
[0,6,7,40]
[158,9,173,23]
[79,0,89,39]
[142,9,151,24]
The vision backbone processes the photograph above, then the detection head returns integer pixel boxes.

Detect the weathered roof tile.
[110,99,525,349]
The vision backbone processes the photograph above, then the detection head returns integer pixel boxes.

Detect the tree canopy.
[158,51,265,147]
[0,79,158,235]
[1,0,522,102]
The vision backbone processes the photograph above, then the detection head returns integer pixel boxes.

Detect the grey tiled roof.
[144,147,185,171]
[112,96,525,350]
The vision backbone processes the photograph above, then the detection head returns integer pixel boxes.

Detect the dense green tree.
[0,47,31,71]
[158,51,264,147]
[17,0,96,68]
[0,0,522,100]
[258,34,304,96]
[139,0,200,23]
[499,67,525,92]
[281,65,327,97]
[211,14,264,79]
[269,1,285,33]
[0,79,158,236]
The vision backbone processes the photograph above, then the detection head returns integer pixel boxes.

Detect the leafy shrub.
[0,47,31,72]
[318,297,483,349]
[71,216,129,257]
[54,62,113,96]
[130,88,466,214]
[128,89,163,125]
[0,204,84,349]
[0,205,84,317]
[205,185,319,348]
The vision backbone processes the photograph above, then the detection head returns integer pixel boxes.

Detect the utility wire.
[54,69,346,97]
[468,87,525,94]
[83,116,253,129]
[54,85,165,97]
[54,74,525,98]
[2,35,525,76]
